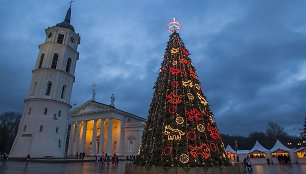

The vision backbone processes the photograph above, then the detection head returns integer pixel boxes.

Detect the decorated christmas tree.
[134,19,229,168]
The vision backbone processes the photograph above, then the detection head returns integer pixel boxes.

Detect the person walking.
[2,153,7,165]
[106,156,110,166]
[116,155,119,166]
[112,154,115,165]
[26,154,31,165]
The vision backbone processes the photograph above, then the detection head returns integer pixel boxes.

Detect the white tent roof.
[237,150,249,154]
[294,147,306,153]
[226,145,236,154]
[270,139,291,152]
[249,141,269,153]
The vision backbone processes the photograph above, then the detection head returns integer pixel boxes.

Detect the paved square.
[0,161,306,174]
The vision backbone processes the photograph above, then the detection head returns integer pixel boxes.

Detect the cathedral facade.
[67,99,145,157]
[10,5,145,158]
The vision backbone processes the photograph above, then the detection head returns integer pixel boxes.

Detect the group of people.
[96,152,119,167]
[75,152,85,160]
[277,154,291,164]
[126,155,136,161]
[1,153,8,165]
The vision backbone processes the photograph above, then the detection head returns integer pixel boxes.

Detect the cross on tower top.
[91,83,96,101]
[69,0,74,8]
[110,94,115,107]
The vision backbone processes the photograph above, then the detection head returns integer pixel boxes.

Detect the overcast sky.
[0,0,306,136]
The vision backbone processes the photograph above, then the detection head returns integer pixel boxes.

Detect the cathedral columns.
[73,121,80,155]
[119,120,125,155]
[106,118,113,154]
[68,122,76,155]
[90,119,97,155]
[98,118,105,154]
[80,120,87,154]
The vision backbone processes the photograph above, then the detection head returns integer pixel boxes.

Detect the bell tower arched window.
[45,81,52,96]
[38,54,44,69]
[61,85,66,99]
[51,53,59,69]
[57,34,64,44]
[66,58,72,73]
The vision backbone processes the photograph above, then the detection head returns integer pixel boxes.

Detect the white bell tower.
[10,5,80,158]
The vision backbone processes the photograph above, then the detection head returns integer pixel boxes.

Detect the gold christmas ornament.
[182,80,193,88]
[187,93,194,100]
[180,154,189,164]
[194,84,201,91]
[176,116,184,125]
[197,124,205,132]
[164,125,185,141]
[197,93,208,105]
[172,61,178,66]
[171,48,179,54]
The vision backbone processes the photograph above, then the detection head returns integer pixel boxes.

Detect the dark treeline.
[221,122,305,150]
[0,112,21,153]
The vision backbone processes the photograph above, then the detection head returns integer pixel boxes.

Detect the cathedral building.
[67,95,146,157]
[10,5,145,158]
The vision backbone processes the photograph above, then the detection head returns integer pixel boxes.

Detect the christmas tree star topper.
[167,18,182,33]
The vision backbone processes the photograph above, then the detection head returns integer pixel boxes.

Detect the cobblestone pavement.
[0,161,305,174]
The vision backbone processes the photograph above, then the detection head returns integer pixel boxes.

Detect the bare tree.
[265,121,287,139]
[0,112,21,153]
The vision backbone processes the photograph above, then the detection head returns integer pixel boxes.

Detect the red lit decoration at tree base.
[189,143,210,159]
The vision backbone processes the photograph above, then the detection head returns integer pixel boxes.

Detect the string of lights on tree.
[134,18,229,168]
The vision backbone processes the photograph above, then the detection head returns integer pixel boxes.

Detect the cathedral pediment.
[71,100,113,116]
[71,100,147,122]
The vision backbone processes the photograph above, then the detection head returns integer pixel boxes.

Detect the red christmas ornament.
[179,57,190,65]
[168,106,177,114]
[181,70,187,76]
[167,92,182,104]
[207,124,220,140]
[162,146,173,156]
[189,143,210,159]
[185,108,202,122]
[186,131,196,141]
[201,108,208,115]
[190,69,198,79]
[210,142,217,153]
[170,67,181,75]
[171,81,179,88]
[182,47,189,56]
